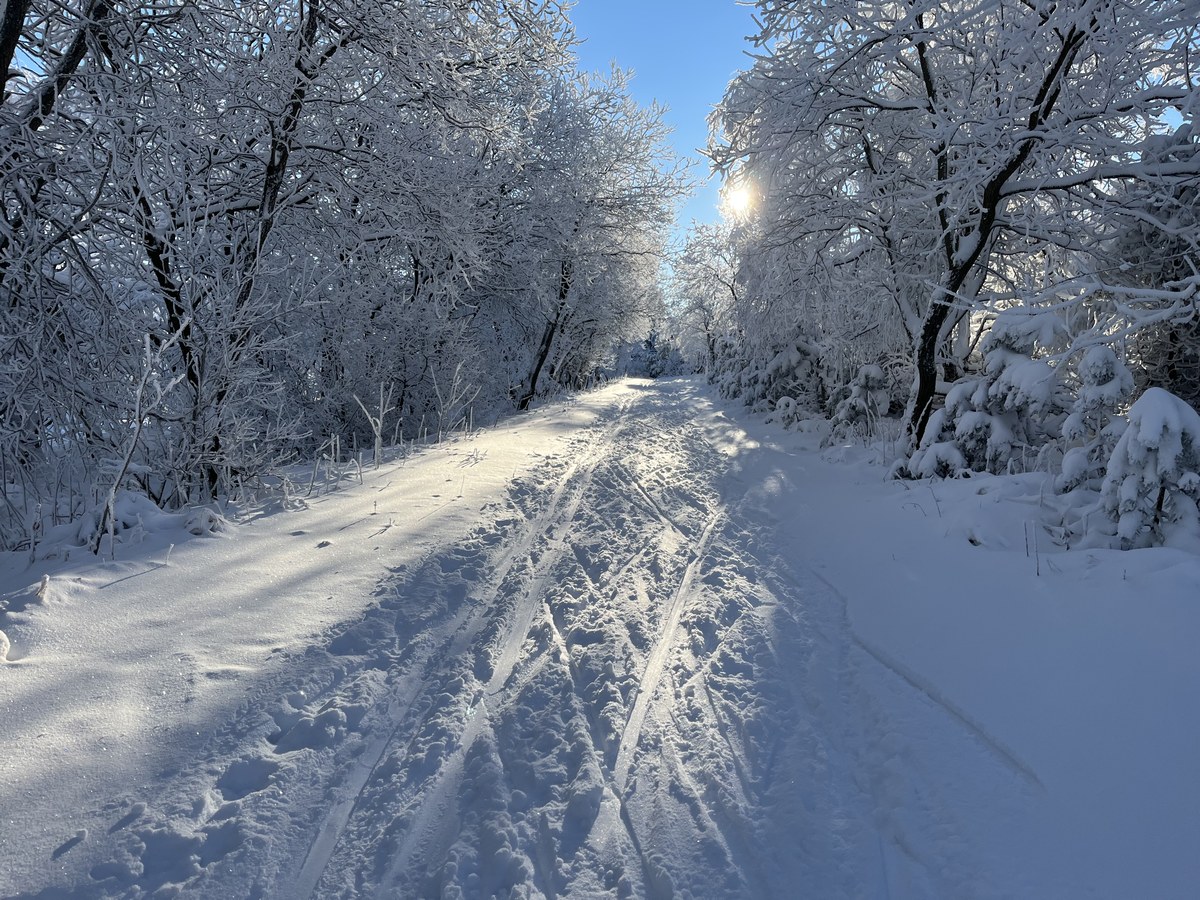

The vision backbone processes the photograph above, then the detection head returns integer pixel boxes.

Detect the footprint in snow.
[316,540,332,548]
[52,829,87,859]
[108,802,146,833]
[274,707,347,753]
[216,757,279,801]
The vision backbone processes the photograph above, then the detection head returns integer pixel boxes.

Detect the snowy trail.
[242,379,964,899]
[290,396,637,898]
[2,378,1070,899]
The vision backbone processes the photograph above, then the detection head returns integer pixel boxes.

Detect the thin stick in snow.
[354,382,395,470]
[308,440,324,498]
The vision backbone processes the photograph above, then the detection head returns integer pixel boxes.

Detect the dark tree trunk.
[909,267,971,445]
[0,0,31,103]
[519,259,572,411]
[909,300,949,445]
[905,16,1089,450]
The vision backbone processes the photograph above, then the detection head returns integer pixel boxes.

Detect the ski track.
[38,380,1038,899]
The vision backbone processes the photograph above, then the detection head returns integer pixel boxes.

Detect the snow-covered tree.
[0,0,685,549]
[828,365,891,444]
[671,222,742,374]
[1101,387,1200,548]
[909,311,1067,477]
[711,0,1200,451]
[1109,127,1200,411]
[1059,347,1134,492]
[511,68,688,409]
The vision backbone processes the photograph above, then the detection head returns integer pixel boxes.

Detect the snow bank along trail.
[2,378,1042,898]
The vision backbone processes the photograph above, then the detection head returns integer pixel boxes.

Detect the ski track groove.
[612,507,723,792]
[297,397,632,898]
[292,610,474,899]
[754,561,916,897]
[610,458,691,539]
[699,677,759,811]
[598,543,649,588]
[657,713,769,900]
[368,397,635,896]
[554,483,729,899]
[553,410,736,899]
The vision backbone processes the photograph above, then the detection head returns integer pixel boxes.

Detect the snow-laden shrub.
[764,395,806,428]
[827,364,890,444]
[1058,346,1134,492]
[1100,387,1200,548]
[714,336,823,416]
[621,334,688,379]
[185,507,229,535]
[910,311,1066,477]
[71,492,174,549]
[31,492,224,559]
[905,437,967,478]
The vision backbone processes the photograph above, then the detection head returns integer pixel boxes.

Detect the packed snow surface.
[2,378,1198,898]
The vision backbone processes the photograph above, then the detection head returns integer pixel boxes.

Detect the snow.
[2,377,1199,898]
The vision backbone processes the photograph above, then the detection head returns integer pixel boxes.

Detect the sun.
[722,182,755,220]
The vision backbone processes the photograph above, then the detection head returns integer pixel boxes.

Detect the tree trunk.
[519,258,572,410]
[200,0,331,498]
[520,320,559,411]
[909,304,946,445]
[0,0,31,103]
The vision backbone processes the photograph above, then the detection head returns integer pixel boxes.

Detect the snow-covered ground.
[2,377,1197,899]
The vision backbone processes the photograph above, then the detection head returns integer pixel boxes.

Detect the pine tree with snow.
[1100,387,1200,548]
[827,364,891,444]
[713,328,825,424]
[1058,346,1134,492]
[909,311,1066,477]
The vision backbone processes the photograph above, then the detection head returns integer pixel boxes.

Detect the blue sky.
[569,0,758,236]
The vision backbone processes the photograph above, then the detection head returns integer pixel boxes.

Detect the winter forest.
[0,0,1195,554]
[4,0,1200,554]
[691,0,1200,550]
[3,1,1200,897]
[1,0,686,551]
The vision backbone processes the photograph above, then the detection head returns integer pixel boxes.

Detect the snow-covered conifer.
[1059,347,1134,492]
[909,311,1066,477]
[827,364,890,444]
[1100,387,1200,548]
